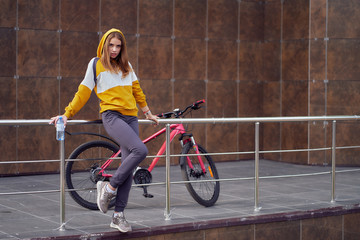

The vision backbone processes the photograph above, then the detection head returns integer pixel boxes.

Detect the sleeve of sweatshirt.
[64,58,96,118]
[132,80,147,108]
[128,63,147,108]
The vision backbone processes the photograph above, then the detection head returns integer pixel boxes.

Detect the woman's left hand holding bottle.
[49,115,68,126]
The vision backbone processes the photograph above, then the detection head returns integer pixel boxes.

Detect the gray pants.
[102,110,148,212]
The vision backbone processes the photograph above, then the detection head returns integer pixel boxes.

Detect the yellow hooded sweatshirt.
[64,28,147,118]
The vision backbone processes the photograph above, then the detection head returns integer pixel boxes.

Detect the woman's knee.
[135,143,148,159]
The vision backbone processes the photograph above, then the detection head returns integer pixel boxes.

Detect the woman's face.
[108,37,122,59]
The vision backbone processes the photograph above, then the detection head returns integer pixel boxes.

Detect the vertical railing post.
[59,139,66,231]
[254,122,261,212]
[331,120,336,203]
[164,124,171,220]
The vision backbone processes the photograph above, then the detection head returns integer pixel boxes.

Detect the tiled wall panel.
[138,36,172,80]
[328,0,360,39]
[61,0,99,32]
[262,41,281,82]
[101,0,137,34]
[0,28,16,77]
[310,39,325,81]
[239,41,263,81]
[174,38,206,81]
[281,41,309,81]
[302,215,343,239]
[344,212,360,239]
[0,77,16,119]
[327,80,360,115]
[208,40,237,81]
[282,81,308,116]
[205,224,254,240]
[282,0,309,40]
[125,35,138,71]
[174,0,206,38]
[256,221,300,239]
[240,1,264,41]
[17,77,58,119]
[0,0,16,27]
[264,1,281,41]
[208,0,238,40]
[139,0,173,37]
[18,0,59,30]
[310,0,326,39]
[17,30,59,77]
[327,39,360,81]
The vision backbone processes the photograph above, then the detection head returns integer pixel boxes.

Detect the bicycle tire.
[180,142,220,207]
[66,140,119,210]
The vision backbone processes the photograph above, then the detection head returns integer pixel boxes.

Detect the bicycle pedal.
[143,193,154,198]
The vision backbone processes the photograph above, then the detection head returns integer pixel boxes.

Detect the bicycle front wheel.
[66,140,120,210]
[180,142,220,207]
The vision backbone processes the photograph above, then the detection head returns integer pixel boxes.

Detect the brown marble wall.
[265,0,360,166]
[124,212,360,240]
[307,0,360,166]
[0,0,359,175]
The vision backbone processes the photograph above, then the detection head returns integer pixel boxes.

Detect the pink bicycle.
[65,100,220,210]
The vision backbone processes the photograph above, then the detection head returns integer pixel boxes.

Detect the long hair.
[100,32,130,77]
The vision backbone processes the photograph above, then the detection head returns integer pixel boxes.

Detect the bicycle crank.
[133,168,153,198]
[89,164,106,183]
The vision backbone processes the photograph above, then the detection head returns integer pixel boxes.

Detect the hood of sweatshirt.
[97,28,125,58]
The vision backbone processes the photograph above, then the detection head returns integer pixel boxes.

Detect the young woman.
[50,28,158,232]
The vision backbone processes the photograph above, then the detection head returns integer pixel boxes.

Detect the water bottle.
[56,116,65,141]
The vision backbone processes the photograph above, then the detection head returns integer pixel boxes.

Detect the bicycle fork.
[180,134,209,176]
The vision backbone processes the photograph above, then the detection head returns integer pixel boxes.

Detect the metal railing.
[0,115,360,230]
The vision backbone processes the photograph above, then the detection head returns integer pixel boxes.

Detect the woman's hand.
[49,115,68,126]
[145,112,159,125]
[141,106,159,125]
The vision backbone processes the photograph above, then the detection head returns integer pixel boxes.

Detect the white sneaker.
[96,181,115,213]
[110,212,132,232]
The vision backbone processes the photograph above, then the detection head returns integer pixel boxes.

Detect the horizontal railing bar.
[260,171,331,179]
[0,189,60,196]
[2,144,360,165]
[0,115,359,126]
[0,159,61,164]
[260,147,331,154]
[1,167,359,196]
[335,168,360,173]
[336,145,360,150]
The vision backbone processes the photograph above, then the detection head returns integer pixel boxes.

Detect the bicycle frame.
[65,100,220,209]
[99,123,207,177]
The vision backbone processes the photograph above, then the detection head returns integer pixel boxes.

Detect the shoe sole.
[110,222,132,233]
[96,181,106,213]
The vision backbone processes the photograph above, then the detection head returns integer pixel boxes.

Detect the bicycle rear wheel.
[180,142,220,207]
[66,140,120,210]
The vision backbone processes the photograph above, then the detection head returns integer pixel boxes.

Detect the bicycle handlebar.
[157,99,205,118]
